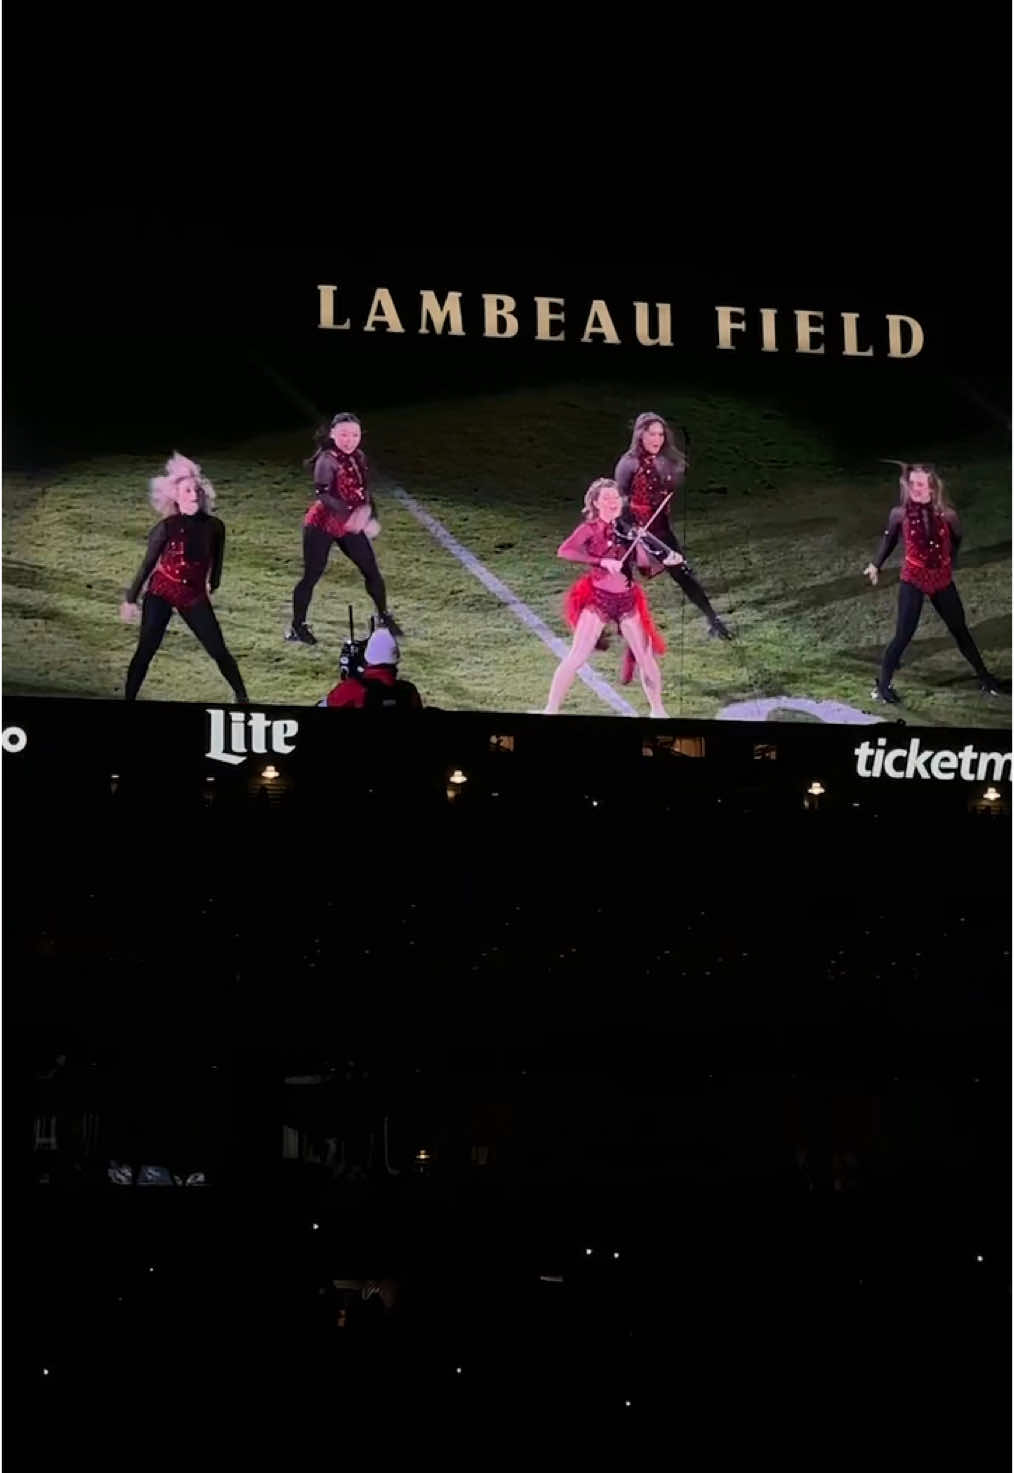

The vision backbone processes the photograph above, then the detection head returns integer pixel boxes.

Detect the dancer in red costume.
[613,411,730,685]
[544,478,680,716]
[287,412,401,645]
[120,453,247,703]
[864,463,1000,703]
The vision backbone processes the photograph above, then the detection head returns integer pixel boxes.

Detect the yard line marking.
[391,486,637,717]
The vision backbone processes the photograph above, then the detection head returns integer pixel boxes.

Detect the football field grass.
[3,382,1010,727]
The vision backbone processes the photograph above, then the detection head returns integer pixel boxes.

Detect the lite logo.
[854,737,1012,782]
[206,709,298,767]
[1,726,28,753]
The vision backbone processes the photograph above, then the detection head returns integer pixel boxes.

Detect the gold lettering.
[317,285,350,331]
[760,308,778,353]
[633,302,673,348]
[581,299,620,345]
[887,314,925,359]
[842,312,874,357]
[794,310,825,355]
[363,288,405,334]
[418,290,465,336]
[716,306,747,350]
[482,294,519,338]
[534,297,566,341]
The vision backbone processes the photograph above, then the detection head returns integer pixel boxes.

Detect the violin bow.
[618,491,675,568]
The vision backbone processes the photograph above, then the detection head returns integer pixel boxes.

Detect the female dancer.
[864,463,1000,702]
[288,412,401,644]
[544,478,678,716]
[613,412,730,679]
[121,453,248,702]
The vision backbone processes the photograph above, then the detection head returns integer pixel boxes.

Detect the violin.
[614,516,695,579]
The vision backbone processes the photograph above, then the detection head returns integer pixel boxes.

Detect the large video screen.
[4,246,1010,729]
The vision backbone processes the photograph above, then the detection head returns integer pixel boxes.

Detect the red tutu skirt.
[564,575,665,653]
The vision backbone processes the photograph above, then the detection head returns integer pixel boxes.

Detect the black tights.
[292,527,387,627]
[880,580,988,688]
[125,594,247,701]
[650,516,720,625]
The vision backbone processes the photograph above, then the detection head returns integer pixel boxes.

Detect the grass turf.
[3,381,1010,727]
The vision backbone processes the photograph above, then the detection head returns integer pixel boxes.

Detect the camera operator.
[320,628,422,711]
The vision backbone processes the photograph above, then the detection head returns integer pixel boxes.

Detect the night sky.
[5,21,1010,458]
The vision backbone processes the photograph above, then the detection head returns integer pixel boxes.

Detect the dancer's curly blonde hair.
[148,452,216,517]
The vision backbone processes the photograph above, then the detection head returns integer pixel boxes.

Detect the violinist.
[613,412,730,683]
[544,478,678,717]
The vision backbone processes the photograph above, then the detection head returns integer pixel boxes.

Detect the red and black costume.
[124,511,247,701]
[322,665,422,710]
[614,449,725,634]
[291,448,389,630]
[872,501,990,691]
[558,519,665,652]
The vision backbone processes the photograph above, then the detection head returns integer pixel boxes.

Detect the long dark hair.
[304,412,361,468]
[893,462,950,515]
[628,411,686,471]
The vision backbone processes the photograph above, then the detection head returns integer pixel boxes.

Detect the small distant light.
[148,1266,155,1273]
[456,1366,462,1375]
[807,781,825,796]
[43,1368,50,1377]
[110,773,120,780]
[976,1254,984,1263]
[312,1223,320,1231]
[585,1248,593,1257]
[624,1399,631,1407]
[263,765,279,780]
[983,786,1001,802]
[416,1148,431,1163]
[449,769,467,785]
[591,799,599,808]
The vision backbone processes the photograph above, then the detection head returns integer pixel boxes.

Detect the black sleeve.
[313,455,346,516]
[614,455,635,495]
[125,522,169,602]
[209,519,225,593]
[872,507,902,569]
[362,458,377,518]
[946,509,963,564]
